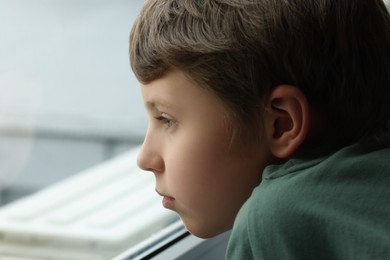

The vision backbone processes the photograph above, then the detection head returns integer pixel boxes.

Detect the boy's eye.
[155,114,176,129]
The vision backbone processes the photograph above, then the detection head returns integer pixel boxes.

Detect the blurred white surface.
[0,147,177,259]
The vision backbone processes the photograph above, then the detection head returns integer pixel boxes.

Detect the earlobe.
[265,85,309,159]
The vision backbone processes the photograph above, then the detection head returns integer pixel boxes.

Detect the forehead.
[141,69,225,113]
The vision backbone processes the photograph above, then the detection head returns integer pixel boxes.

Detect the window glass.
[0,0,145,203]
[0,1,179,258]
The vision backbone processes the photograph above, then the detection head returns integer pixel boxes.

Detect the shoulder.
[227,175,320,259]
[227,158,325,259]
[228,139,390,259]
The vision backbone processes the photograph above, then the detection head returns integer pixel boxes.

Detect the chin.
[181,218,231,239]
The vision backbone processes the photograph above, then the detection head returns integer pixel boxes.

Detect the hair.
[130,0,390,146]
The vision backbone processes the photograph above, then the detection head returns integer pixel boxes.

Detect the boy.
[130,0,390,259]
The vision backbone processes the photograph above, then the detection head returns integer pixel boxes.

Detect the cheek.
[165,136,254,205]
[165,147,217,195]
[164,118,250,200]
[166,149,262,238]
[163,131,227,203]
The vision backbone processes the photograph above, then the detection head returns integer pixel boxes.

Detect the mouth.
[156,189,175,209]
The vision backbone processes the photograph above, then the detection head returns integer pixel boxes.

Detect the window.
[0,1,211,259]
[0,0,147,203]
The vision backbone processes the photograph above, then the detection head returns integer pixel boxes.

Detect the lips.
[156,189,175,208]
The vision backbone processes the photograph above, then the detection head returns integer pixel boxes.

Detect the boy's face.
[137,69,270,238]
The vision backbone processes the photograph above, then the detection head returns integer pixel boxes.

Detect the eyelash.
[155,114,176,129]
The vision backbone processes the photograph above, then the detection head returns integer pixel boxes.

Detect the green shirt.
[227,133,390,260]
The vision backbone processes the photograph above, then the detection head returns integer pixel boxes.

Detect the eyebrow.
[145,101,156,109]
[145,98,174,111]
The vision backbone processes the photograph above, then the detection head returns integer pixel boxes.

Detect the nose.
[136,131,164,174]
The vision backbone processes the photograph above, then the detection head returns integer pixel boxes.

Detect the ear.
[265,85,309,159]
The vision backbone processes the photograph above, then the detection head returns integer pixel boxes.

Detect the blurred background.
[0,0,146,205]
